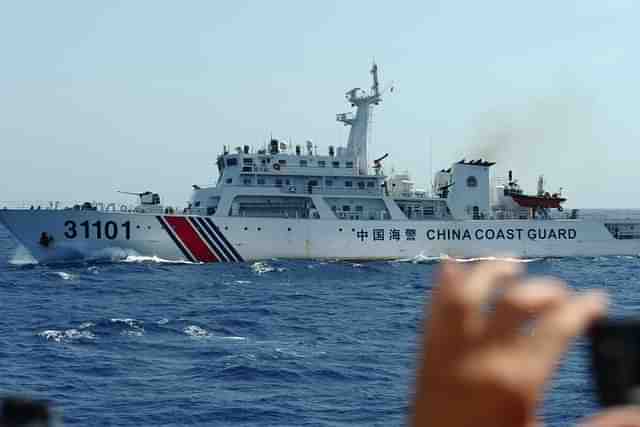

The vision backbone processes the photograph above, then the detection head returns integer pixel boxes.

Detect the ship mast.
[336,62,382,175]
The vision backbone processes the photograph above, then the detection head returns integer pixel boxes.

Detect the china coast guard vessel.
[2,64,640,263]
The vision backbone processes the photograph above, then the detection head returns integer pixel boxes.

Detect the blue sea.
[1,220,640,427]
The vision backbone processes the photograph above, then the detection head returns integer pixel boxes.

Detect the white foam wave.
[251,261,275,274]
[442,254,541,263]
[157,318,169,325]
[121,254,196,264]
[9,245,38,265]
[184,325,210,338]
[394,252,540,264]
[110,318,143,328]
[394,252,442,264]
[222,336,246,340]
[110,318,145,336]
[54,271,77,280]
[79,321,95,329]
[38,328,95,342]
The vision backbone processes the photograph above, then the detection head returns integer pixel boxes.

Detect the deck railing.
[0,201,183,214]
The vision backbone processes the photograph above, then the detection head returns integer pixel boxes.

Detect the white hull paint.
[1,209,639,264]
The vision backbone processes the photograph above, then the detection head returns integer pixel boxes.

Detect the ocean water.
[1,222,640,426]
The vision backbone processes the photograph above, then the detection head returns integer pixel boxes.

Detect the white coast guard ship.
[2,64,640,264]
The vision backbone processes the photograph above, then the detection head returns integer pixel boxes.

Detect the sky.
[1,1,639,208]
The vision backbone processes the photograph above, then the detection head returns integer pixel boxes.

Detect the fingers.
[528,290,607,373]
[434,261,523,337]
[578,406,640,427]
[487,278,569,339]
[464,261,524,308]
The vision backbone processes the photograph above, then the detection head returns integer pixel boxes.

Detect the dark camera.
[589,318,640,407]
[0,397,52,427]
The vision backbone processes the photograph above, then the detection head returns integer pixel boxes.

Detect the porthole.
[352,228,355,232]
[244,227,248,231]
[257,227,261,231]
[287,227,292,231]
[224,226,229,230]
[339,228,343,232]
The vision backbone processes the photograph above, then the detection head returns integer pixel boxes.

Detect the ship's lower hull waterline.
[1,209,639,264]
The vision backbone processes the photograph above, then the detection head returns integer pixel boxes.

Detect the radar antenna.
[336,62,385,175]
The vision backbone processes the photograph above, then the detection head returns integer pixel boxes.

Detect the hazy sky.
[1,1,639,208]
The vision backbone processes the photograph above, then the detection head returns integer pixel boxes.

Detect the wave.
[38,328,96,343]
[9,245,37,266]
[251,261,286,274]
[121,254,196,265]
[393,252,542,264]
[183,324,246,340]
[51,271,78,281]
[107,318,145,336]
[184,325,210,338]
[442,254,542,264]
[14,245,198,267]
[394,253,443,264]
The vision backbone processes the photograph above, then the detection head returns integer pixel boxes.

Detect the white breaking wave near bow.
[121,254,195,264]
[9,245,38,265]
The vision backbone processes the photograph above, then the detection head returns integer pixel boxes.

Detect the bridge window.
[346,161,354,168]
[367,181,375,187]
[243,158,253,164]
[345,181,353,187]
[467,176,478,188]
[318,160,326,167]
[257,178,265,185]
[243,178,251,185]
[357,182,365,189]
[226,158,238,167]
[278,159,286,165]
[326,180,333,187]
[299,160,308,167]
[226,178,233,184]
[275,179,283,187]
[332,161,340,168]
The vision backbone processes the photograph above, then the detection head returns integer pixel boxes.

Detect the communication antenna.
[428,136,433,196]
[371,60,380,99]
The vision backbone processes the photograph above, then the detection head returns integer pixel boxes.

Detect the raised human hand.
[411,261,607,427]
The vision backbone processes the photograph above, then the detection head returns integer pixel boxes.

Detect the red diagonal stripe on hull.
[164,216,219,263]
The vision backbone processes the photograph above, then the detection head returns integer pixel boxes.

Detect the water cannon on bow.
[373,153,389,176]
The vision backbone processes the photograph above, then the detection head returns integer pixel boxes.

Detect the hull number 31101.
[64,220,131,240]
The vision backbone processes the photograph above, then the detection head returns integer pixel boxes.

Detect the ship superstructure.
[1,64,640,263]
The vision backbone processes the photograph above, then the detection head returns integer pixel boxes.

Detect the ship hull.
[0,209,638,263]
